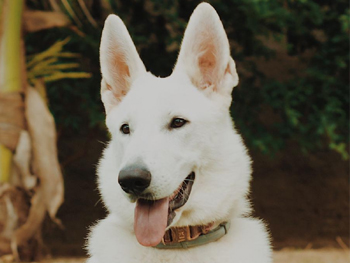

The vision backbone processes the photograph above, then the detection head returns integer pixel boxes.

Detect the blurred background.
[0,0,348,262]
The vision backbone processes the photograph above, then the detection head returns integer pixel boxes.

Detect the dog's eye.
[120,124,130,134]
[170,118,187,129]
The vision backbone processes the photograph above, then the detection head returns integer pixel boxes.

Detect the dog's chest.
[88,216,271,263]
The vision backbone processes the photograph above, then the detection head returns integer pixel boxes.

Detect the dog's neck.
[154,222,230,249]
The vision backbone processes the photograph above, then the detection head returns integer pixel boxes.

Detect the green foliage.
[259,0,349,158]
[25,0,349,158]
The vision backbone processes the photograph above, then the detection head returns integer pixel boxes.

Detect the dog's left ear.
[173,3,238,105]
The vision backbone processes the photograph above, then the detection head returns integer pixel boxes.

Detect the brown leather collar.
[162,222,215,244]
[155,222,230,249]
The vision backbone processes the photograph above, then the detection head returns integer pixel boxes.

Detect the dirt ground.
[250,145,349,249]
[41,249,350,263]
[273,249,350,263]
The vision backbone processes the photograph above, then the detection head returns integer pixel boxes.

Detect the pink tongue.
[134,197,169,247]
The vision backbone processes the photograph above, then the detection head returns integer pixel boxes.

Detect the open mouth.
[133,172,195,247]
[168,172,195,225]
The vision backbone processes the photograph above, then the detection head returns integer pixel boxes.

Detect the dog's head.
[98,3,251,247]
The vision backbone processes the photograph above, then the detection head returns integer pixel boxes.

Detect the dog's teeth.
[169,182,183,201]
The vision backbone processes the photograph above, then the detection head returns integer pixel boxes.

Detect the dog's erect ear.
[173,3,238,101]
[100,15,146,113]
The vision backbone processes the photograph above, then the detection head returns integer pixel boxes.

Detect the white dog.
[87,3,272,263]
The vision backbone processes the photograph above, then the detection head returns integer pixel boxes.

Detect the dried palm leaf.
[23,10,70,32]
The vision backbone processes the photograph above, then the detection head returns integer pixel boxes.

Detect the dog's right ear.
[100,15,146,113]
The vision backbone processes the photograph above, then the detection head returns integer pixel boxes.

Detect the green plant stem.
[0,0,24,183]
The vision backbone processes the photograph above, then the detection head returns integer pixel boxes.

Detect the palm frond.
[27,37,91,86]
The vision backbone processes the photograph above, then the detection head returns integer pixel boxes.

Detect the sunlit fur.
[87,3,271,263]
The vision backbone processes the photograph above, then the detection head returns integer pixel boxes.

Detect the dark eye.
[170,118,187,129]
[120,124,130,134]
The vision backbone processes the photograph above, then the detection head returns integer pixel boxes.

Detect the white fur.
[87,3,272,263]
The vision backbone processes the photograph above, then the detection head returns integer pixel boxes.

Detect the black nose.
[118,166,151,195]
